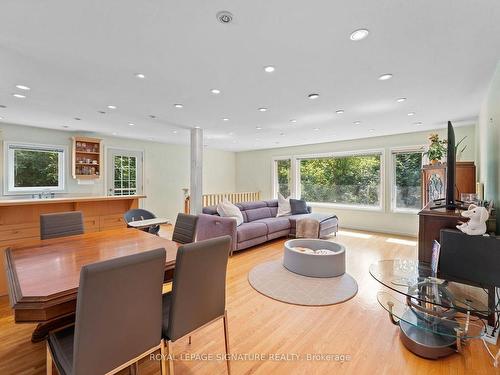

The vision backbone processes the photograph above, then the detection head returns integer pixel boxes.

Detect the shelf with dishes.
[72,136,102,179]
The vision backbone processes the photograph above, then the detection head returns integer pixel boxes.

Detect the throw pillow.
[276,192,291,217]
[216,198,244,226]
[290,199,309,215]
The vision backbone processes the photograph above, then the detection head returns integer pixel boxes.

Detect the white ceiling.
[1,0,500,151]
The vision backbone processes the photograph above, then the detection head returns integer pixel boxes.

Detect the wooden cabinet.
[421,161,476,206]
[72,136,102,179]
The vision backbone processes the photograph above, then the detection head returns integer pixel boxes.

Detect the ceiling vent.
[216,11,233,24]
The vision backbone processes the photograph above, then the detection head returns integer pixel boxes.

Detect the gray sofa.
[197,199,338,254]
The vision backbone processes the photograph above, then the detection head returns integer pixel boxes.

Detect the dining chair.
[161,236,232,375]
[46,248,167,375]
[171,213,199,244]
[40,211,84,240]
[124,208,160,235]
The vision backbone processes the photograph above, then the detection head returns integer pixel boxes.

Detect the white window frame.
[390,145,425,214]
[274,148,385,211]
[271,156,295,198]
[4,141,66,194]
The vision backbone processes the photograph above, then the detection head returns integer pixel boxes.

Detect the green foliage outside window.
[276,159,291,197]
[300,154,381,206]
[14,150,59,187]
[394,152,422,209]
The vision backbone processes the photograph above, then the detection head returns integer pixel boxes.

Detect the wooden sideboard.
[0,195,145,296]
[421,161,476,206]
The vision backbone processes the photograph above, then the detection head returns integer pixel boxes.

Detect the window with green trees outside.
[275,159,291,197]
[299,153,382,207]
[392,150,423,210]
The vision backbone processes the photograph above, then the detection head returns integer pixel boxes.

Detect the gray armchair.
[46,248,167,375]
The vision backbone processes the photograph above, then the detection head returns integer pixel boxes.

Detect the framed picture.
[431,240,441,277]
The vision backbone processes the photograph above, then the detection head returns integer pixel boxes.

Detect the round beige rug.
[248,259,358,306]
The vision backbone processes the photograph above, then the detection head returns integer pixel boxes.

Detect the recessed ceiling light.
[222,118,229,121]
[313,128,320,131]
[280,132,285,136]
[0,116,4,120]
[194,126,201,129]
[62,125,69,128]
[135,73,146,79]
[112,132,117,136]
[350,29,369,41]
[396,98,407,103]
[264,66,275,73]
[336,110,344,114]
[211,89,221,94]
[172,130,178,134]
[258,107,268,112]
[107,105,117,109]
[15,84,31,90]
[354,121,361,125]
[74,117,82,121]
[369,128,374,132]
[414,122,423,125]
[12,93,26,99]
[408,112,415,116]
[308,93,320,99]
[256,126,262,130]
[378,74,393,81]
[128,122,135,126]
[174,104,184,108]
[289,119,297,123]
[149,115,157,119]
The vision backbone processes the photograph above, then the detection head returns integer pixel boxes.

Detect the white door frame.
[105,146,145,197]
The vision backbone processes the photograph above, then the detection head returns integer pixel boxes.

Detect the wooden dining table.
[5,227,178,342]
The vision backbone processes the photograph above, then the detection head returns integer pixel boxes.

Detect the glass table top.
[377,292,485,340]
[370,259,492,314]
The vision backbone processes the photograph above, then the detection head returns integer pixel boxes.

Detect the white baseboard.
[339,224,417,238]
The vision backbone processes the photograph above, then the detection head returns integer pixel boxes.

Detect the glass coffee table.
[370,259,494,359]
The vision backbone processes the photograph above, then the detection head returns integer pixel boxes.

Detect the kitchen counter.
[0,194,146,206]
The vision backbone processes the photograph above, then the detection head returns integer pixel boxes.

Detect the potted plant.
[423,133,447,165]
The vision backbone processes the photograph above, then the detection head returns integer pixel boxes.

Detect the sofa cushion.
[202,206,219,215]
[277,193,292,217]
[217,199,244,226]
[253,217,291,233]
[237,222,268,242]
[290,199,309,215]
[265,199,278,207]
[245,207,272,222]
[238,201,267,210]
[269,207,278,217]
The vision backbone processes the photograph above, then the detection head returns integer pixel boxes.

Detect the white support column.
[190,127,203,214]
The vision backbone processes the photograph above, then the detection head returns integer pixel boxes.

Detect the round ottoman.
[283,239,345,278]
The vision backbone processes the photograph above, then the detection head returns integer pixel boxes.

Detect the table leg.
[31,313,76,343]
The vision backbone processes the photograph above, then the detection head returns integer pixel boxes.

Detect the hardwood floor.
[0,228,498,374]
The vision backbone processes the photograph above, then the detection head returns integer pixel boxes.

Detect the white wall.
[476,62,500,232]
[0,123,236,221]
[236,126,476,237]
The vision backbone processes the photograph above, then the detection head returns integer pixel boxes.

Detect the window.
[273,158,292,197]
[5,142,65,193]
[392,149,423,211]
[298,151,383,208]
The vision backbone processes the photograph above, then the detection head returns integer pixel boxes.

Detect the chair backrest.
[40,211,84,240]
[123,208,156,224]
[171,213,199,244]
[72,248,166,375]
[167,236,231,341]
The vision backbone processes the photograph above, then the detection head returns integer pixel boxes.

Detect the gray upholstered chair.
[46,248,167,375]
[40,211,84,240]
[162,236,232,374]
[171,213,199,244]
[124,208,160,235]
